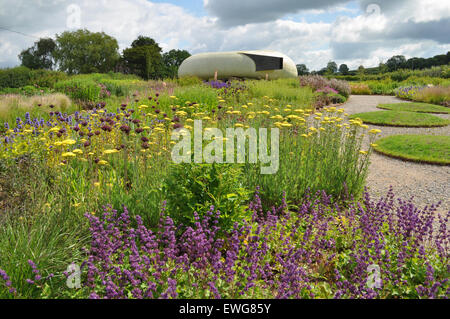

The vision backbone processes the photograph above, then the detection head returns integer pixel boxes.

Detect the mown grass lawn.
[377,102,450,114]
[350,110,449,127]
[373,134,450,165]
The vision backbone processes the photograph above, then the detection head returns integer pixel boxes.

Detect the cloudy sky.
[0,0,449,70]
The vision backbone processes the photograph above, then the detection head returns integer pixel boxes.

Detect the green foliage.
[374,135,450,165]
[54,78,101,103]
[54,29,120,74]
[339,64,349,75]
[0,67,67,90]
[162,49,191,78]
[122,36,163,80]
[0,66,32,89]
[244,112,373,207]
[296,64,309,75]
[163,163,251,231]
[176,76,203,86]
[18,38,56,70]
[0,157,88,298]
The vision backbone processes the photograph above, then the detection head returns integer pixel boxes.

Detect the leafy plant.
[163,163,251,231]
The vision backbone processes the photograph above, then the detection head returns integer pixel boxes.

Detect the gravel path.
[342,95,450,214]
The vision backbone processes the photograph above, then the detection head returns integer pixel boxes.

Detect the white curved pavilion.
[178,50,298,80]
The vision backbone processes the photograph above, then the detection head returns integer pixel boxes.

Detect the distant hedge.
[0,66,67,89]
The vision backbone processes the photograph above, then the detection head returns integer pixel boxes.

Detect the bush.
[0,67,67,90]
[162,163,251,231]
[0,67,31,89]
[328,93,346,104]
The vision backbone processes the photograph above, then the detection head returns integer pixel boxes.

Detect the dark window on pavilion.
[241,53,283,71]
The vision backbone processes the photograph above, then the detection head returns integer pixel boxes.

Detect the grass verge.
[350,111,449,127]
[373,134,450,165]
[377,102,450,114]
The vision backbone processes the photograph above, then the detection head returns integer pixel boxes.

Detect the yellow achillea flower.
[97,160,108,165]
[370,143,378,147]
[103,149,119,154]
[369,129,382,134]
[359,150,368,155]
[62,152,76,157]
[62,139,76,145]
[73,149,83,154]
[235,123,244,128]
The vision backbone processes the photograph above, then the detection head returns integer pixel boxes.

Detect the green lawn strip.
[373,134,450,165]
[377,102,450,114]
[350,110,449,127]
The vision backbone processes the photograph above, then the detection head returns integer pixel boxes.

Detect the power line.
[0,26,40,39]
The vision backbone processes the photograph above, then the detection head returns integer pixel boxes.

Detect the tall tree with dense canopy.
[18,38,56,70]
[326,61,338,74]
[296,64,309,75]
[122,36,163,80]
[338,64,349,75]
[53,29,120,74]
[386,55,406,72]
[162,49,191,78]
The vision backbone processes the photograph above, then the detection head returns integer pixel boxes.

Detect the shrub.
[0,67,67,90]
[0,67,31,89]
[162,163,251,232]
[328,93,346,104]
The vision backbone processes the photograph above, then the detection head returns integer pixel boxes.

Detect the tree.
[338,64,349,75]
[357,65,365,79]
[378,62,388,73]
[122,36,163,80]
[18,38,56,70]
[162,49,191,78]
[386,55,406,72]
[54,29,120,74]
[326,61,338,74]
[296,64,309,75]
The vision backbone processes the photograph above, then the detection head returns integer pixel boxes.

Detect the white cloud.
[0,0,448,71]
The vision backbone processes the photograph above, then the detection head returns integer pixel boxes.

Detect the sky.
[0,0,449,71]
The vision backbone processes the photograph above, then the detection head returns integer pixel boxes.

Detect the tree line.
[297,51,450,76]
[18,29,191,80]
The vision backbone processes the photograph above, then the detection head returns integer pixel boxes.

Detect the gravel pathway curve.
[342,95,449,214]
